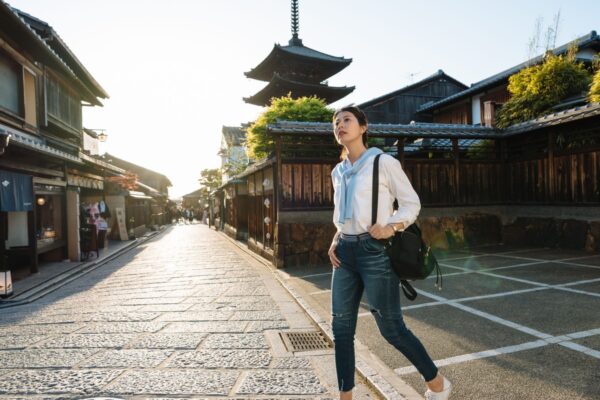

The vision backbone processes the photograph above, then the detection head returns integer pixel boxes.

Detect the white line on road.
[394,339,548,375]
[394,326,600,375]
[558,341,600,360]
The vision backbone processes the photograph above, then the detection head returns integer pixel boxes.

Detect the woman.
[328,106,452,400]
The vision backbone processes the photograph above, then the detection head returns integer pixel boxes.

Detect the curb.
[218,230,424,400]
[0,228,168,309]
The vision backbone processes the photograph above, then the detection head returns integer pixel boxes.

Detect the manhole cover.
[280,331,332,352]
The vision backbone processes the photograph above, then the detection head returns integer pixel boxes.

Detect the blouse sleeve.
[331,167,343,232]
[381,155,421,228]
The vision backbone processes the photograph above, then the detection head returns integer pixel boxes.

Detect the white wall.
[471,94,482,125]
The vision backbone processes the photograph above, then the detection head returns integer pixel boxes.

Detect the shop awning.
[0,170,33,212]
[128,190,152,200]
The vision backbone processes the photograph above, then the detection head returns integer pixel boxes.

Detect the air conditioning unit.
[0,270,13,298]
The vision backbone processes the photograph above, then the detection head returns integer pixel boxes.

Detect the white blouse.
[332,154,421,235]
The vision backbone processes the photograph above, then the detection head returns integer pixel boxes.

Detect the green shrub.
[589,68,600,102]
[496,46,591,128]
[246,95,334,160]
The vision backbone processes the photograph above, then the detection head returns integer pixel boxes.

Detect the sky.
[6,0,600,198]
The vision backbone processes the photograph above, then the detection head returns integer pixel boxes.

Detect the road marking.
[394,327,600,375]
[394,339,548,375]
[559,341,600,360]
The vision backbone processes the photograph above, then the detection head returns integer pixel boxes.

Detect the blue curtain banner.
[0,170,33,212]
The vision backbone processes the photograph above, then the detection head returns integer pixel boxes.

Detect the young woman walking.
[328,106,452,400]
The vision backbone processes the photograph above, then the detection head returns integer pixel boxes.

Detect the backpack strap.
[372,153,418,301]
[371,154,382,226]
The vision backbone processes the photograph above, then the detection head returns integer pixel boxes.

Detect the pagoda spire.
[289,0,302,46]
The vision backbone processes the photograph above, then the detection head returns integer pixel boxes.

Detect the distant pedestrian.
[327,106,452,400]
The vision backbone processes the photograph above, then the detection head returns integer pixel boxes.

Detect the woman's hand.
[369,224,396,240]
[328,239,341,268]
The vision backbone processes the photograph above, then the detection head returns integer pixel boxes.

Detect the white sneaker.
[424,376,452,400]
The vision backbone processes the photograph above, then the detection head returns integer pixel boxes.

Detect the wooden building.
[101,153,172,230]
[0,2,109,275]
[244,0,354,106]
[359,70,467,124]
[417,31,600,126]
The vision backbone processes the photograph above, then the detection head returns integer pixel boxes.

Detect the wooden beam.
[548,130,555,201]
[397,137,405,165]
[0,158,64,177]
[452,138,460,203]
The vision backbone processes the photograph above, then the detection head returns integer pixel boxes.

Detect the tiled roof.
[0,1,106,104]
[267,121,500,138]
[0,123,82,163]
[13,7,109,99]
[503,102,600,135]
[417,31,600,113]
[268,102,600,138]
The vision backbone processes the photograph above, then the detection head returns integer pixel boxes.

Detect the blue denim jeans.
[331,233,438,391]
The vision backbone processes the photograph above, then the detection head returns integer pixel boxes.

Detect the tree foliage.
[496,46,591,128]
[199,168,222,191]
[245,95,334,160]
[589,60,600,102]
[194,168,222,206]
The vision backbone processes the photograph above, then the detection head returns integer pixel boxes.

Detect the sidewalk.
[1,229,162,309]
[0,224,379,398]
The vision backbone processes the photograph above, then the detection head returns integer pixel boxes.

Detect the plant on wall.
[496,45,591,128]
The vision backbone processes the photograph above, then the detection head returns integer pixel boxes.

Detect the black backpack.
[372,154,442,301]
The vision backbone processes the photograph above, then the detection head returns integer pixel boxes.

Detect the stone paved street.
[0,225,379,399]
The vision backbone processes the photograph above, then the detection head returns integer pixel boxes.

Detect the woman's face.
[333,111,367,146]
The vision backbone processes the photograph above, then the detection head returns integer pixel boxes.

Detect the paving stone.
[105,370,238,395]
[237,370,326,395]
[0,369,123,395]
[231,311,285,321]
[217,295,273,303]
[0,349,97,368]
[0,324,84,336]
[162,321,247,333]
[246,321,290,332]
[155,311,233,322]
[202,333,269,349]
[34,334,137,349]
[76,322,167,334]
[128,333,208,349]
[20,311,161,325]
[223,286,262,296]
[136,304,194,312]
[166,349,271,368]
[78,349,172,368]
[0,335,47,349]
[271,357,312,369]
[121,297,187,305]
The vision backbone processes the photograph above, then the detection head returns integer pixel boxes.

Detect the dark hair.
[333,106,369,159]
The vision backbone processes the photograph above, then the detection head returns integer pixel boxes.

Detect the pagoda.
[244,0,354,106]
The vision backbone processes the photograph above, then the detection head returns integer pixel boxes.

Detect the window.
[46,74,82,132]
[0,51,22,116]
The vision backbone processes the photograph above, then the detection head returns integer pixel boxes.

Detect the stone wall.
[273,207,600,268]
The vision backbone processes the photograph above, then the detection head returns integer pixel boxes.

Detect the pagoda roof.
[243,73,355,106]
[245,40,352,83]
